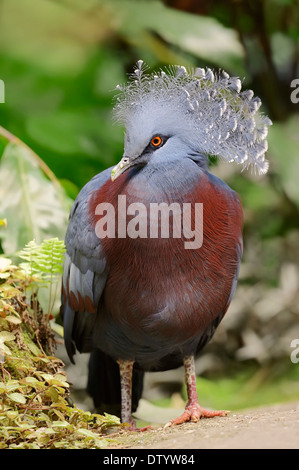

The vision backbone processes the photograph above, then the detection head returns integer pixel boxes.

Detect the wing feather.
[60,168,112,362]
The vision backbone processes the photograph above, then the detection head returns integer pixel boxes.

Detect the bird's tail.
[87,349,144,417]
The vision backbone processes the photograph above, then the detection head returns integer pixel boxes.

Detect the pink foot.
[123,417,151,432]
[125,424,152,432]
[165,403,229,427]
[164,356,229,428]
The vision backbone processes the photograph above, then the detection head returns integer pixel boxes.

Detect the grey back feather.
[113,60,272,175]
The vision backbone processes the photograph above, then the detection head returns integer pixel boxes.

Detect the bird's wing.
[61,168,112,362]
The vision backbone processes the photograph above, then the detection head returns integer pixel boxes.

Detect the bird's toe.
[164,404,229,428]
[123,423,152,432]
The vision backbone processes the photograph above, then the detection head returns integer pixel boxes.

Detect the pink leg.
[165,355,228,427]
[117,359,150,432]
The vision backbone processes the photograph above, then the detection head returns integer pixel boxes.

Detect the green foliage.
[0,249,121,449]
[268,115,299,207]
[192,367,299,412]
[0,128,71,255]
[17,238,65,283]
[17,238,66,322]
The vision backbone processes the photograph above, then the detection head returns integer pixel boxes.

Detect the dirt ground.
[107,401,299,449]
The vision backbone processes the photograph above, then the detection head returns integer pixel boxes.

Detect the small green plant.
[17,238,65,325]
[17,238,65,281]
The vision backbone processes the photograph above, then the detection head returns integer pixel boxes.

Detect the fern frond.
[18,238,65,283]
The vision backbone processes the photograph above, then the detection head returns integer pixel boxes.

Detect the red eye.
[151,136,162,147]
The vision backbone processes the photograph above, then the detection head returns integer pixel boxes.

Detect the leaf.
[76,428,100,439]
[0,135,70,254]
[22,377,44,389]
[35,412,51,423]
[109,0,245,75]
[0,331,16,342]
[18,238,65,280]
[5,315,22,325]
[37,373,53,382]
[51,420,71,429]
[32,356,50,363]
[0,272,10,279]
[0,258,12,271]
[51,408,66,421]
[5,380,22,392]
[26,427,55,439]
[27,341,42,357]
[0,284,23,299]
[22,376,40,384]
[17,237,66,313]
[6,410,18,420]
[50,378,69,388]
[50,320,64,337]
[0,343,11,356]
[7,392,27,404]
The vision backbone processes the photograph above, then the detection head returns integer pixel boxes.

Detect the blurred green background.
[0,0,299,415]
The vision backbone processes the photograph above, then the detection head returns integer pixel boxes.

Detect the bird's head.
[111,60,272,181]
[111,99,197,181]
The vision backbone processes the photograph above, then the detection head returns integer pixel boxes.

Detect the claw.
[164,406,229,428]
